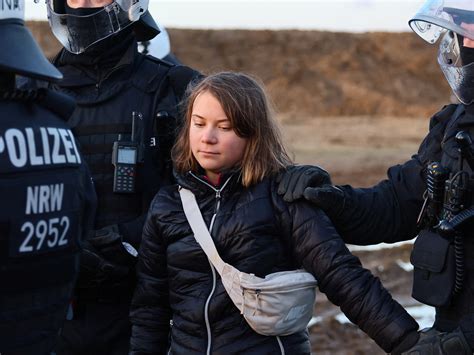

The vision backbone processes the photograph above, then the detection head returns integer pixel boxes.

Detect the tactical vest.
[412,104,474,331]
[53,53,197,234]
[0,90,95,354]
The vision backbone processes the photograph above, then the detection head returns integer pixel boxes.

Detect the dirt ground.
[282,115,428,354]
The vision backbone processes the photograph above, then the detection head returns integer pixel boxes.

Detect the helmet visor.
[438,31,474,104]
[409,0,474,44]
[46,0,148,54]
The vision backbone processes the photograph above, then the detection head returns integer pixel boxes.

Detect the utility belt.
[413,131,474,307]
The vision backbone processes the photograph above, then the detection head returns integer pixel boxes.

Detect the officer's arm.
[129,197,171,355]
[333,157,425,244]
[116,215,146,248]
[302,105,454,245]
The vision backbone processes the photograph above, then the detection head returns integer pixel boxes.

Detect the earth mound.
[29,22,451,118]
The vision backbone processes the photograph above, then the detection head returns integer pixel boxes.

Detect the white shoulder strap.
[179,187,226,274]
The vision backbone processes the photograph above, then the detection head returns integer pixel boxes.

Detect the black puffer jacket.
[130,171,418,354]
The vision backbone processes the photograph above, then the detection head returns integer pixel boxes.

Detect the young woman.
[129,72,419,354]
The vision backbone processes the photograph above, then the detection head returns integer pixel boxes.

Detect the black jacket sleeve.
[331,105,456,245]
[272,187,419,353]
[129,195,171,355]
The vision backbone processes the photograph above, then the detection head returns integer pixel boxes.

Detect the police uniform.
[48,39,198,355]
[30,1,201,353]
[0,2,96,354]
[0,90,96,355]
[331,103,474,350]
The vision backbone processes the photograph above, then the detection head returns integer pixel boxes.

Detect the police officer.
[24,0,200,353]
[278,1,474,353]
[0,1,96,354]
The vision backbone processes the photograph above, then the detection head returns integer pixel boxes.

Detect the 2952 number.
[19,216,70,253]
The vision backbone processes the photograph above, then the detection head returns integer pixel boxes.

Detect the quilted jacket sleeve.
[272,187,419,353]
[129,195,171,355]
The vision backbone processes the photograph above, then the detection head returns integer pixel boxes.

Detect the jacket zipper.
[187,173,284,355]
[188,172,232,355]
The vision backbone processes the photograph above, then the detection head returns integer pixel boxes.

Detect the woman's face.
[189,91,247,184]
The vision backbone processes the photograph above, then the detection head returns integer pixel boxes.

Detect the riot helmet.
[46,0,160,54]
[0,0,62,82]
[409,0,474,105]
[139,21,170,57]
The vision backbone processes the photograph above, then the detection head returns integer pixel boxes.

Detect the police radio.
[112,112,141,193]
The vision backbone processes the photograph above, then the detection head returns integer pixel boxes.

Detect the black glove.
[303,184,346,220]
[390,330,420,355]
[89,225,137,266]
[77,225,138,287]
[277,165,332,202]
[391,327,472,355]
[78,241,130,287]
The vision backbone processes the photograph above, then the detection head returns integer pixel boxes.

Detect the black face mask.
[458,34,474,65]
[63,3,104,54]
[461,46,474,66]
[451,34,474,106]
[61,2,134,64]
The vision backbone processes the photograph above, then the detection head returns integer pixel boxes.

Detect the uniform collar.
[53,37,137,88]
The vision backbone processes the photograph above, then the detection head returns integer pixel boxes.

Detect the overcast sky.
[26,0,425,32]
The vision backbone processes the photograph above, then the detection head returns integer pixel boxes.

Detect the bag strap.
[179,187,226,274]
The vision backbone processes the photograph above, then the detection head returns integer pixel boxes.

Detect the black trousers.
[55,301,131,355]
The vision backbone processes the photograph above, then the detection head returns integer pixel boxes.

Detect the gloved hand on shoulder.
[391,327,472,355]
[277,164,332,202]
[277,164,346,220]
[303,184,346,220]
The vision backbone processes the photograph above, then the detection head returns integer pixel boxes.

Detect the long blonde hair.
[172,71,292,187]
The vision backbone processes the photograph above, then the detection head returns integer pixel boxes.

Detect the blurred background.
[26,0,451,353]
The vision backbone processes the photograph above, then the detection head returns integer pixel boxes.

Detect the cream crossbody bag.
[179,187,318,336]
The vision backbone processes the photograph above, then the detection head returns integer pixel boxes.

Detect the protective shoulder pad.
[429,103,459,130]
[37,88,76,121]
[132,55,174,93]
[167,65,203,100]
